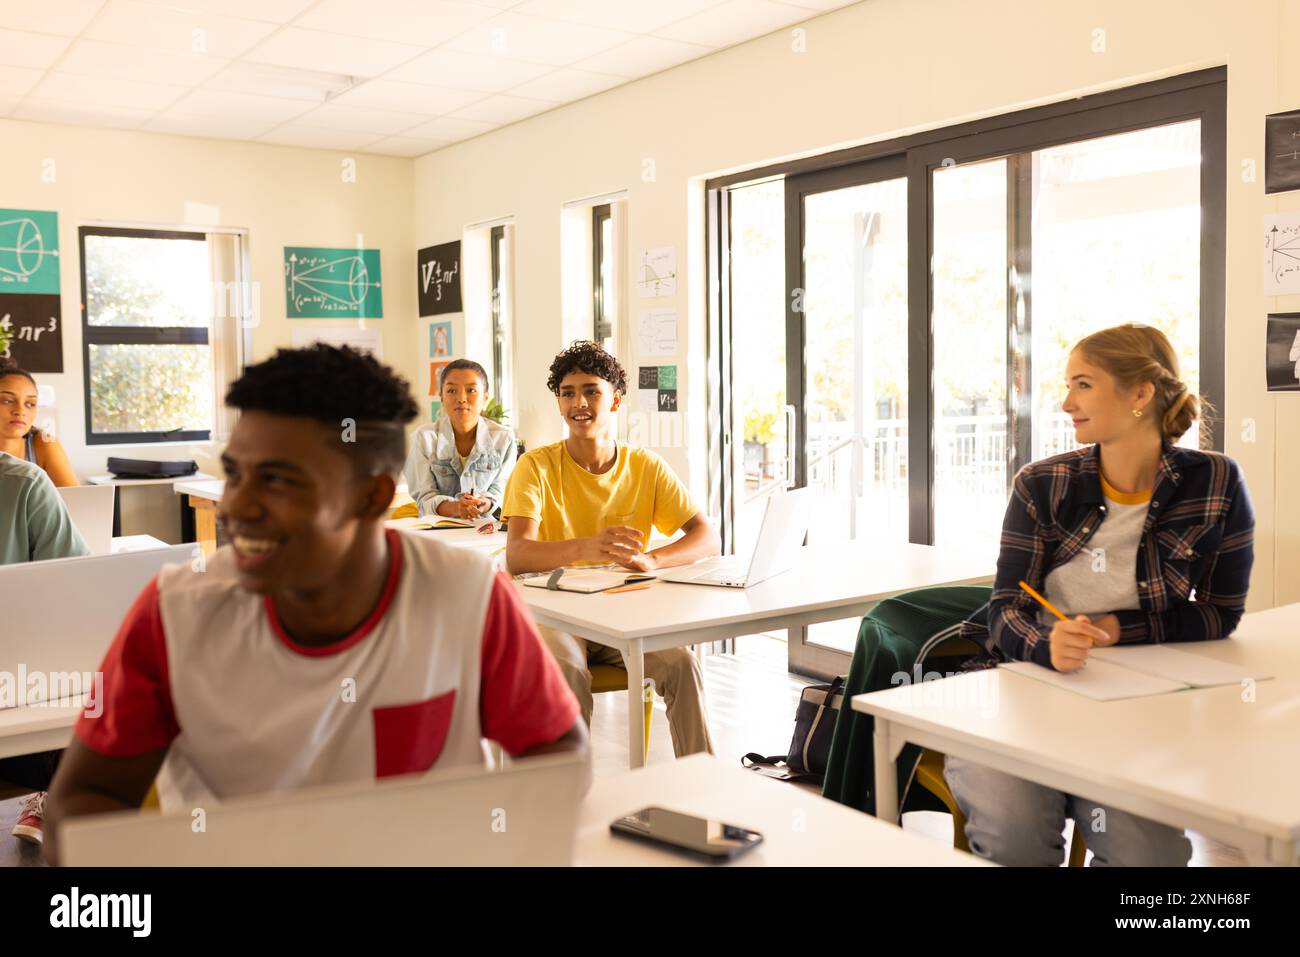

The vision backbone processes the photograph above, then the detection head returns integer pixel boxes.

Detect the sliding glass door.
[709,70,1225,678]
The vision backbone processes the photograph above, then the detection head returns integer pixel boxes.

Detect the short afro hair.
[226,344,419,477]
[546,340,628,395]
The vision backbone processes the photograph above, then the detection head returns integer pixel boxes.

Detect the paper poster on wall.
[636,246,676,299]
[1265,213,1300,295]
[0,208,63,373]
[429,320,452,357]
[0,294,62,373]
[1266,109,1300,194]
[430,360,450,396]
[1,209,60,294]
[417,242,461,315]
[431,400,441,421]
[284,247,383,319]
[637,365,678,412]
[637,309,677,356]
[290,325,384,360]
[1266,313,1300,392]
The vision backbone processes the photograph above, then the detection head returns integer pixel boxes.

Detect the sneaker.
[11,791,45,845]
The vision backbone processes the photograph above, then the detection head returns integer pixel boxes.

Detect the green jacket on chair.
[821,585,993,814]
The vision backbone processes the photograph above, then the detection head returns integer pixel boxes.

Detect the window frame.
[592,203,613,346]
[707,67,1226,551]
[78,225,214,446]
[489,224,507,400]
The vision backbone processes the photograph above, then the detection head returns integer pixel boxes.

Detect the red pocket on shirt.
[372,690,456,778]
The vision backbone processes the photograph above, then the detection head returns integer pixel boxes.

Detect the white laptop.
[658,486,814,588]
[61,753,588,866]
[57,484,116,556]
[0,543,193,707]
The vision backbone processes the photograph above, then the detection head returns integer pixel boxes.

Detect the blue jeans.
[944,754,1192,866]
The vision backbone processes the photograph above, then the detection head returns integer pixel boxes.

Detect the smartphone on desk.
[610,807,763,863]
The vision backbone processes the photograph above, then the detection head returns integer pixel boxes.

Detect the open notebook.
[519,567,656,594]
[389,515,496,531]
[1001,643,1271,702]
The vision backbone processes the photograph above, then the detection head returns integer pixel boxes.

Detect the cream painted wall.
[412,0,1300,611]
[0,119,415,539]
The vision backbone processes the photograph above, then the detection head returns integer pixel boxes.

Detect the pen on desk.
[1018,580,1067,621]
[606,582,652,595]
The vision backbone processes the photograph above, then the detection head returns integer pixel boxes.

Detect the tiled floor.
[1,635,1248,867]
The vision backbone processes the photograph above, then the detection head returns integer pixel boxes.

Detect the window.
[490,224,509,402]
[79,226,246,445]
[592,203,613,349]
[708,68,1225,676]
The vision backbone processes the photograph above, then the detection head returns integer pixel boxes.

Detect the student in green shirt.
[0,451,89,566]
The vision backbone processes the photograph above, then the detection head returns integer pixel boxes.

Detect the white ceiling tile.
[774,0,856,11]
[59,38,228,85]
[360,135,450,157]
[571,34,711,77]
[654,0,810,47]
[143,110,280,139]
[168,88,316,123]
[297,0,497,46]
[257,124,380,150]
[294,101,427,134]
[0,64,41,95]
[330,78,483,115]
[244,26,425,78]
[464,0,527,8]
[0,28,72,69]
[32,70,187,109]
[14,97,153,129]
[0,94,19,115]
[401,114,496,141]
[385,48,551,92]
[448,92,550,124]
[85,0,276,58]
[139,0,317,22]
[446,11,632,67]
[514,0,724,34]
[203,61,351,101]
[0,0,105,37]
[507,67,622,102]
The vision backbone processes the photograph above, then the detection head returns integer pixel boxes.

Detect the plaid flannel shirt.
[962,442,1255,669]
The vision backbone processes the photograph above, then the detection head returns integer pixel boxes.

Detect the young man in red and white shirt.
[44,345,585,864]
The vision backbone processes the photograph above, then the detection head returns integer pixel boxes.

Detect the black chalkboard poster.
[417,241,461,316]
[1266,313,1300,392]
[0,293,63,373]
[1266,109,1300,194]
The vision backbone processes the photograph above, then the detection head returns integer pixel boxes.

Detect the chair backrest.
[56,484,116,556]
[0,543,193,706]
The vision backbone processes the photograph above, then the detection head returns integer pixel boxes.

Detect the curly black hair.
[546,340,628,395]
[226,344,418,476]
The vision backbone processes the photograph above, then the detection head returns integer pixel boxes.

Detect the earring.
[1132,409,1143,418]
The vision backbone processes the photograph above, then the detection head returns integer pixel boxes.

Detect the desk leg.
[873,718,899,823]
[622,638,646,770]
[189,497,218,556]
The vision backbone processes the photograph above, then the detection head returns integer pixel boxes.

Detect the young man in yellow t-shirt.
[501,341,720,756]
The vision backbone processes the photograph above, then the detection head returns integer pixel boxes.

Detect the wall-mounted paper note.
[638,309,677,355]
[290,325,384,359]
[637,246,676,298]
[1265,213,1300,295]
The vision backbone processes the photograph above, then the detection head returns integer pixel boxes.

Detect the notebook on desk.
[519,567,655,594]
[1002,644,1271,701]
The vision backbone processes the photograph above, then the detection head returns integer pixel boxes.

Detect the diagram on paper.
[284,247,383,319]
[1265,214,1300,295]
[0,210,60,294]
[638,309,677,356]
[637,246,677,298]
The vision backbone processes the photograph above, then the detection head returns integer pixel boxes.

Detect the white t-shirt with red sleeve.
[75,528,579,811]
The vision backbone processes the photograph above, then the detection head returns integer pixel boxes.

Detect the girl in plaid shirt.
[946,324,1254,866]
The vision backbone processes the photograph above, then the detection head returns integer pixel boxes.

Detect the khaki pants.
[538,626,713,757]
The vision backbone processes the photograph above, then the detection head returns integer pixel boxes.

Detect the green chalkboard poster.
[284,246,383,319]
[0,208,60,295]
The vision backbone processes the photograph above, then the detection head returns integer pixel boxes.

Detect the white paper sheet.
[1090,644,1271,687]
[290,324,384,359]
[1001,659,1188,701]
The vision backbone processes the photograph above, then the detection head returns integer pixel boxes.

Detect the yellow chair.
[908,632,1087,866]
[589,663,654,764]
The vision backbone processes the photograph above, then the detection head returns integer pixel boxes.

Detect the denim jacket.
[403,415,517,517]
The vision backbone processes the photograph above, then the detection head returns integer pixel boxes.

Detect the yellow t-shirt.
[501,441,697,546]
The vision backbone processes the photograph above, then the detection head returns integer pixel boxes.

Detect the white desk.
[525,541,993,769]
[173,478,223,502]
[88,471,217,541]
[578,753,989,866]
[0,700,83,761]
[853,602,1300,866]
[111,534,170,553]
